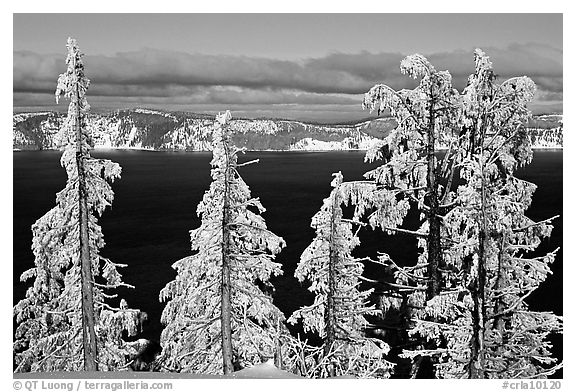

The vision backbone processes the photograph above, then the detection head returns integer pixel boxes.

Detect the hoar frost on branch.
[14,38,143,372]
[288,173,394,378]
[362,49,562,378]
[159,111,291,375]
[361,53,462,377]
[415,49,563,379]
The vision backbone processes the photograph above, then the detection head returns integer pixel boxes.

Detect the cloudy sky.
[13,13,562,123]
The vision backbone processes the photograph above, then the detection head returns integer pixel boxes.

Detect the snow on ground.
[13,360,305,379]
[227,360,303,379]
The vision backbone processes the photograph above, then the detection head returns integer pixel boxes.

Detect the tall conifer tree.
[289,173,394,378]
[404,49,563,378]
[360,54,461,376]
[159,111,288,374]
[362,49,562,378]
[14,38,142,372]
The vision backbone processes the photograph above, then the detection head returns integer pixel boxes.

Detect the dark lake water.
[13,150,563,374]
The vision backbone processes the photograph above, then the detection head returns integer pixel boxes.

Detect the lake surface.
[13,150,563,373]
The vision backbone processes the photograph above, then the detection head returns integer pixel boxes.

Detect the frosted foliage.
[358,49,561,378]
[13,38,142,372]
[363,53,458,141]
[400,54,435,79]
[55,38,91,151]
[360,51,460,302]
[159,111,289,374]
[288,172,393,378]
[361,51,459,210]
[401,49,561,378]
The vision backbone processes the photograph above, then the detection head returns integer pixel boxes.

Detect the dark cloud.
[202,88,359,106]
[306,51,408,89]
[303,43,562,93]
[13,43,562,119]
[14,50,371,95]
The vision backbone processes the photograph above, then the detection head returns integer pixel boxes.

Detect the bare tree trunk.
[469,220,486,378]
[274,327,284,370]
[425,97,442,301]
[469,139,488,379]
[493,234,508,334]
[74,70,98,371]
[323,189,339,377]
[220,141,234,375]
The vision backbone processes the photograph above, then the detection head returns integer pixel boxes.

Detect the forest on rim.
[13,38,562,378]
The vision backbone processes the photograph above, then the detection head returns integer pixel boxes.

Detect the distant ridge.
[12,108,563,151]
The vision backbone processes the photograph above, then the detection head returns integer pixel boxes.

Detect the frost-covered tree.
[159,111,289,375]
[386,50,562,378]
[13,38,142,372]
[360,54,462,376]
[407,49,562,378]
[288,173,393,378]
[362,54,461,302]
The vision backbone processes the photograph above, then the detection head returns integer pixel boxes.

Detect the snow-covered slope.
[12,109,562,151]
[227,359,303,379]
[12,109,394,152]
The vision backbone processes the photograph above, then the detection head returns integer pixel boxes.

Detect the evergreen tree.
[405,49,562,378]
[378,49,563,378]
[360,53,461,376]
[289,173,394,378]
[363,54,461,301]
[159,111,288,374]
[13,38,142,372]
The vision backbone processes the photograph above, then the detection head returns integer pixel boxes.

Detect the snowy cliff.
[12,109,393,152]
[12,109,562,151]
